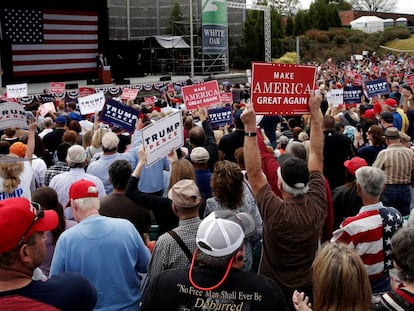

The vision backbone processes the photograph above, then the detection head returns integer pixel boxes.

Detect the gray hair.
[73,197,100,211]
[196,248,235,268]
[355,166,385,198]
[285,141,308,162]
[43,117,54,128]
[391,226,414,282]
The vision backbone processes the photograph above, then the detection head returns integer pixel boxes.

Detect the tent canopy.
[151,36,190,49]
[350,16,384,33]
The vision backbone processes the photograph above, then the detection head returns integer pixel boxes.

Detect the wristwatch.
[245,131,257,137]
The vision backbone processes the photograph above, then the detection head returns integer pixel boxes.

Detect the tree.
[268,0,299,16]
[308,0,342,30]
[334,0,353,10]
[349,0,396,12]
[293,10,310,36]
[285,16,294,36]
[168,0,184,35]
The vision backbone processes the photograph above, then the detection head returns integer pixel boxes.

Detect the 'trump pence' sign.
[100,99,139,133]
[77,92,106,115]
[0,102,27,130]
[142,111,183,166]
[251,63,316,115]
[327,89,343,107]
[6,83,28,98]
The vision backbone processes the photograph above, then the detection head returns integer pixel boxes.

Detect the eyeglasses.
[16,202,44,248]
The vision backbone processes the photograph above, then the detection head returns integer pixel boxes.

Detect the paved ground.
[1,72,247,96]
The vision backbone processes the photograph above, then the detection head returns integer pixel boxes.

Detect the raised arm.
[308,92,324,172]
[241,104,268,195]
[25,121,37,160]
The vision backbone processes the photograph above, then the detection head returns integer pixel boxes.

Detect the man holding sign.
[241,92,327,309]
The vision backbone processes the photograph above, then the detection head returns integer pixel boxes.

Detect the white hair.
[74,197,100,211]
[277,167,309,197]
[102,132,119,150]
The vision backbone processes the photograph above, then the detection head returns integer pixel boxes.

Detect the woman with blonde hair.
[293,242,372,311]
[203,160,262,272]
[0,122,36,200]
[85,127,109,162]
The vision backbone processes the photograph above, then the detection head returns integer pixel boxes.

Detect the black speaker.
[66,83,78,89]
[87,79,101,85]
[159,76,171,81]
[115,79,130,85]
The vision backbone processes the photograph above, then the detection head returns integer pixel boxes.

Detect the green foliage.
[293,10,307,36]
[285,16,294,37]
[168,0,184,35]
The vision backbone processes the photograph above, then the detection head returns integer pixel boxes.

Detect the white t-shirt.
[0,161,33,200]
[32,155,47,188]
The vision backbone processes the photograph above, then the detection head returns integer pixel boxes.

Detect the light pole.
[190,0,195,77]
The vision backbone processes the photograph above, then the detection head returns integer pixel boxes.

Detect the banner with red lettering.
[142,111,183,166]
[79,87,96,98]
[49,82,66,94]
[38,102,56,117]
[121,88,139,101]
[220,92,233,105]
[251,63,317,115]
[182,80,221,110]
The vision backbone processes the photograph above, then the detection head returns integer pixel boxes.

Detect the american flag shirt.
[331,202,403,280]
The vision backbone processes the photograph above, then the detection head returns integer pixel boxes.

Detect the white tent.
[350,16,385,33]
[152,36,190,49]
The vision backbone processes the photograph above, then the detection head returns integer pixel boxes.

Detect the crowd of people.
[1,50,414,310]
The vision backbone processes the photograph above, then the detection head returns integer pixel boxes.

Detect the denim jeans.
[381,184,411,216]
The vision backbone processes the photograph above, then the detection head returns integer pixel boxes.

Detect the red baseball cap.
[0,198,58,253]
[344,157,368,175]
[373,102,382,114]
[384,98,398,108]
[361,109,375,119]
[69,179,99,201]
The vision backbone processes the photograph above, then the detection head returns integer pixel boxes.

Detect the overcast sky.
[297,0,414,14]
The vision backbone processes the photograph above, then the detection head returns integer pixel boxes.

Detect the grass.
[381,34,414,55]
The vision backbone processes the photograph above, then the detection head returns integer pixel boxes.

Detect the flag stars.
[386,238,392,245]
[387,213,394,221]
[384,224,392,232]
[386,260,393,268]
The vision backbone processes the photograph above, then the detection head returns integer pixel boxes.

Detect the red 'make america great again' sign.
[251,62,317,116]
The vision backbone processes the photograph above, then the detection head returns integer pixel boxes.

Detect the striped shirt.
[373,143,414,185]
[332,202,403,280]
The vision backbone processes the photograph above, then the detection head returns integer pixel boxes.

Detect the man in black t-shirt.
[0,198,97,311]
[141,210,288,311]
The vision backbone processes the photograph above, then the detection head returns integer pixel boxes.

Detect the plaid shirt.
[146,217,201,285]
[44,161,70,186]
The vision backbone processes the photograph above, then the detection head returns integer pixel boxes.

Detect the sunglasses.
[16,202,44,248]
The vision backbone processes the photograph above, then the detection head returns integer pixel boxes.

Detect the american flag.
[1,8,98,77]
